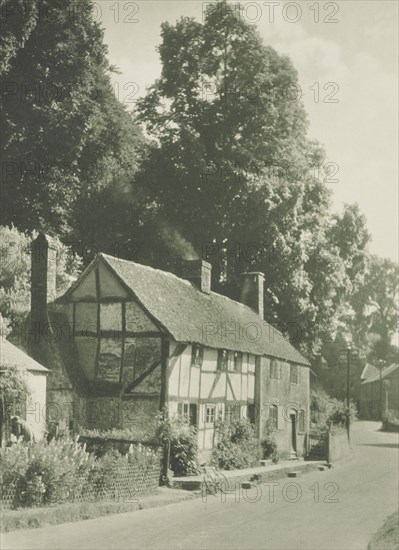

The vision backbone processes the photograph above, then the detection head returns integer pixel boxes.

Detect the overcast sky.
[99,0,398,261]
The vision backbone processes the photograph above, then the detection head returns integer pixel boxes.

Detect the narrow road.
[2,421,398,550]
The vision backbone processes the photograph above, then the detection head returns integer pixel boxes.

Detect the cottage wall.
[25,371,47,440]
[360,368,399,420]
[39,257,310,462]
[258,357,310,458]
[168,342,256,460]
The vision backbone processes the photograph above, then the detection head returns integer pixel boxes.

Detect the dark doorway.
[189,403,198,428]
[290,413,297,453]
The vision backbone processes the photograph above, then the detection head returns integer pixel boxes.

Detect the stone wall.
[257,357,310,459]
[328,429,351,462]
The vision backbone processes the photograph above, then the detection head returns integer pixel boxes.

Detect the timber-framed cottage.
[25,233,311,460]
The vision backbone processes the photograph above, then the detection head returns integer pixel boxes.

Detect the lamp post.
[345,342,351,444]
[377,359,385,420]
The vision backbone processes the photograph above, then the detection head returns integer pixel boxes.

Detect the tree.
[350,256,399,362]
[0,363,30,446]
[0,225,82,332]
[136,0,368,354]
[1,0,146,245]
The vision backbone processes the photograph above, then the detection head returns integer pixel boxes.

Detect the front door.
[290,413,297,454]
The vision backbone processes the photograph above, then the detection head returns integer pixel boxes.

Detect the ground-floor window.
[269,404,278,430]
[247,403,256,424]
[225,403,240,424]
[299,409,306,432]
[178,402,198,427]
[205,403,216,424]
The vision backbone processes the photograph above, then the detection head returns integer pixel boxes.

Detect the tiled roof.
[75,254,310,366]
[360,363,379,381]
[0,339,49,373]
[362,363,399,385]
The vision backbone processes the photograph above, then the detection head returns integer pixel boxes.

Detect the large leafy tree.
[136,1,367,353]
[1,0,145,245]
[0,225,82,332]
[350,256,399,362]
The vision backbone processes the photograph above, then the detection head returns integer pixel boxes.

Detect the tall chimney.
[31,233,57,329]
[175,259,211,294]
[240,272,264,319]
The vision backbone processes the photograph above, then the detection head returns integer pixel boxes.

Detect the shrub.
[154,411,200,477]
[382,411,399,432]
[78,428,157,457]
[212,419,260,470]
[261,420,277,459]
[0,435,161,509]
[311,388,357,429]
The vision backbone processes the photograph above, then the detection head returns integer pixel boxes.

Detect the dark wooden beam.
[124,357,162,393]
[159,338,170,412]
[119,302,126,382]
[94,267,101,381]
[74,330,163,339]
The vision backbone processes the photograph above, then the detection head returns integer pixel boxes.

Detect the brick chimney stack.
[30,233,57,329]
[240,272,264,319]
[175,259,212,294]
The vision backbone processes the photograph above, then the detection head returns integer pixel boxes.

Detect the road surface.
[2,421,398,550]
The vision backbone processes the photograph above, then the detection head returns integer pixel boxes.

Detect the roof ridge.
[102,255,283,333]
[101,253,193,285]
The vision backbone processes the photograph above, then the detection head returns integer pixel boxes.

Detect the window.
[290,364,299,384]
[269,404,278,430]
[233,352,243,373]
[217,349,229,371]
[177,402,190,423]
[205,404,216,424]
[178,402,198,427]
[299,409,305,433]
[191,345,203,367]
[247,404,256,424]
[270,359,282,379]
[225,404,239,424]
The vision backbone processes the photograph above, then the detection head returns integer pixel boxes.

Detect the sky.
[98,0,398,261]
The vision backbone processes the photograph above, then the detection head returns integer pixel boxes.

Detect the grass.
[1,488,198,533]
[368,509,399,550]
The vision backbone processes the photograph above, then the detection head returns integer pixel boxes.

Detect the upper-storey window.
[270,359,282,379]
[290,364,299,384]
[191,344,203,367]
[232,352,243,373]
[217,349,229,371]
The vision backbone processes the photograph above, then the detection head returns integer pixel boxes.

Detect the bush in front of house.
[154,411,201,478]
[77,427,157,457]
[0,436,96,507]
[311,388,357,430]
[212,419,260,470]
[261,421,279,463]
[381,411,399,432]
[0,435,161,509]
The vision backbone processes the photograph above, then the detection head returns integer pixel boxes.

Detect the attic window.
[191,345,203,367]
